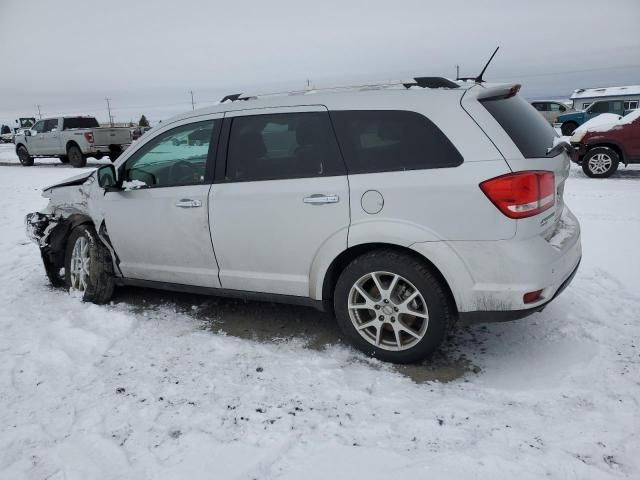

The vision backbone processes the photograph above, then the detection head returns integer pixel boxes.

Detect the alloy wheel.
[587,153,612,175]
[347,271,429,351]
[69,236,90,291]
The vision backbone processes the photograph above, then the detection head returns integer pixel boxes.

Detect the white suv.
[26,78,581,363]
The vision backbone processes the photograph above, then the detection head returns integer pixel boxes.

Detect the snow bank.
[1,147,639,479]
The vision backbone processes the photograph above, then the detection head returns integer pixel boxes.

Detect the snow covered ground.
[0,143,639,479]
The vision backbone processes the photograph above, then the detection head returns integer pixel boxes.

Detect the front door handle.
[303,194,339,205]
[175,199,202,208]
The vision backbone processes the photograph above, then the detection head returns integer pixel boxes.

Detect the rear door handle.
[303,194,339,205]
[175,199,202,208]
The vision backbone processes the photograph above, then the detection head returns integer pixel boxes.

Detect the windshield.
[481,94,558,158]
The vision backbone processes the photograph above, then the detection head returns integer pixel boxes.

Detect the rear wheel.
[333,249,452,363]
[17,145,34,166]
[59,155,69,164]
[582,147,619,178]
[64,224,115,303]
[67,144,86,168]
[109,146,122,162]
[561,122,578,136]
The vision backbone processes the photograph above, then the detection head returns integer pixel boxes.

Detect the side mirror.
[97,164,119,191]
[24,130,31,137]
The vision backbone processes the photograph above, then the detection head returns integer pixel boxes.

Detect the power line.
[105,98,113,125]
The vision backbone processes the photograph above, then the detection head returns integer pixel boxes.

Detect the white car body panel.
[27,81,582,319]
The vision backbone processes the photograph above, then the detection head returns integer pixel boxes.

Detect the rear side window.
[330,110,462,174]
[481,94,557,158]
[226,112,345,182]
[63,117,100,130]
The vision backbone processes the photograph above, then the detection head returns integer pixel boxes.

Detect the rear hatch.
[461,84,571,238]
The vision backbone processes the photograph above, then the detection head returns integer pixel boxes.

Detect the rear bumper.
[458,258,580,325]
[411,205,582,321]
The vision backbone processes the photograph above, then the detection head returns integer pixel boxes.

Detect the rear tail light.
[84,132,94,143]
[523,289,544,304]
[480,171,555,219]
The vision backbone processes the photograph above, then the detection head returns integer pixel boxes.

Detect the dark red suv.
[571,111,640,178]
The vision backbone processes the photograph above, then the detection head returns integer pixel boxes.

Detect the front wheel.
[17,145,34,166]
[582,147,619,178]
[59,155,69,164]
[65,224,115,303]
[333,250,452,363]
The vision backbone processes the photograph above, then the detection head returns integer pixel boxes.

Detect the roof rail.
[403,77,460,89]
[219,93,255,103]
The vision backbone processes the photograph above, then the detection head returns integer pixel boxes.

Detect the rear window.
[481,94,557,158]
[63,117,100,130]
[330,110,463,174]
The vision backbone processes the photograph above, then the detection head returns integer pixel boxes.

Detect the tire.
[67,144,86,168]
[17,145,34,166]
[333,249,452,363]
[561,122,578,136]
[581,147,620,178]
[109,147,122,162]
[41,250,65,288]
[59,155,69,164]
[64,224,115,303]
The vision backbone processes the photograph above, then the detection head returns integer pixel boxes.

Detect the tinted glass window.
[589,102,609,114]
[481,94,557,158]
[330,110,462,174]
[31,121,45,133]
[124,120,217,187]
[63,117,100,130]
[43,119,58,132]
[226,112,344,182]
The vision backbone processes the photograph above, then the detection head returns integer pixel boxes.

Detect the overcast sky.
[1,0,639,125]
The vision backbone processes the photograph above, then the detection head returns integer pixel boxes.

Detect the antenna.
[456,46,500,83]
[475,46,499,83]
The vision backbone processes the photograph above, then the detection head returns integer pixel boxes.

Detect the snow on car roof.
[570,85,640,100]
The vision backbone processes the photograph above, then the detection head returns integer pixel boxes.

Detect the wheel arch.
[66,140,81,153]
[320,242,459,317]
[42,213,95,270]
[585,142,626,165]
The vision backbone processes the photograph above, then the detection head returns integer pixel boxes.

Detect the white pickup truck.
[14,116,132,167]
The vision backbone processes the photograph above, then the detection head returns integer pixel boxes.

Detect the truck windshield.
[63,117,100,130]
[481,94,557,158]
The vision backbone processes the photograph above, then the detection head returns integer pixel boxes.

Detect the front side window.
[32,121,45,133]
[330,110,463,174]
[123,120,217,188]
[43,119,58,132]
[624,100,639,110]
[588,102,609,114]
[225,112,344,182]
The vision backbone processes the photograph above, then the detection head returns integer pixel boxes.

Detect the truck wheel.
[582,147,619,178]
[109,146,122,162]
[561,122,578,136]
[17,145,34,166]
[67,144,86,168]
[64,224,115,303]
[333,249,452,364]
[59,155,69,164]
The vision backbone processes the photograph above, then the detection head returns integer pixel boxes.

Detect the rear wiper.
[547,140,573,157]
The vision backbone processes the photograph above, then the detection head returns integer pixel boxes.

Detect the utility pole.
[36,105,42,119]
[105,97,113,126]
[456,65,460,80]
[190,90,195,111]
